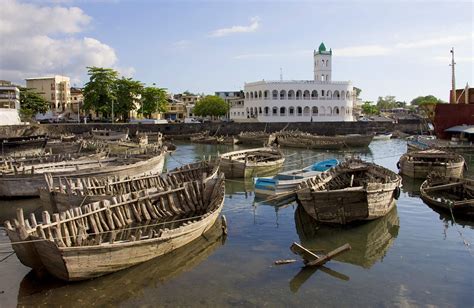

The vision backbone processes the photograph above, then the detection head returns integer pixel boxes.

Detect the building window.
[280,90,286,100]
[272,90,278,99]
[303,106,310,116]
[311,90,318,99]
[280,107,286,116]
[264,106,269,115]
[272,107,278,115]
[288,90,295,100]
[312,106,318,115]
[296,90,302,100]
[289,107,294,115]
[297,106,302,116]
[303,90,310,100]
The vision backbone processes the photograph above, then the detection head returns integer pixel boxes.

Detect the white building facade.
[0,81,21,125]
[230,43,355,122]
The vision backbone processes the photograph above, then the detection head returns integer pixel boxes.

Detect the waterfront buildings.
[216,91,244,119]
[0,80,21,125]
[70,87,83,116]
[230,43,355,122]
[25,75,71,115]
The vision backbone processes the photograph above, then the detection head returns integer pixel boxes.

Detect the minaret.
[314,42,332,82]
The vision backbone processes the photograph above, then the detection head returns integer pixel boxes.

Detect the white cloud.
[210,16,260,38]
[0,0,131,85]
[335,45,392,57]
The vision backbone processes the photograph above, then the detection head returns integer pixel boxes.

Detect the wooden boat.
[40,160,219,212]
[45,139,108,155]
[219,147,285,178]
[238,131,276,146]
[275,131,345,150]
[296,158,402,224]
[276,131,373,149]
[0,151,166,198]
[398,149,465,179]
[17,219,225,305]
[190,135,238,145]
[91,129,129,141]
[254,159,339,199]
[373,132,392,141]
[0,135,48,156]
[420,174,474,218]
[6,174,225,281]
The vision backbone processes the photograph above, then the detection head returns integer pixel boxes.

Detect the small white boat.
[373,133,392,141]
[254,159,339,199]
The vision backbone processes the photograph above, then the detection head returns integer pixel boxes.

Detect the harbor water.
[0,139,473,307]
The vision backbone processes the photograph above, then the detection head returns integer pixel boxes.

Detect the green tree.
[410,95,445,122]
[140,85,168,118]
[410,95,445,106]
[361,101,379,115]
[193,95,228,118]
[83,67,119,118]
[19,88,49,120]
[376,95,397,110]
[115,77,143,121]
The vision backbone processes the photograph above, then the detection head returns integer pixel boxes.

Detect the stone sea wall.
[0,119,422,137]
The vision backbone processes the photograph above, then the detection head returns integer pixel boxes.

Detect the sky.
[0,0,472,103]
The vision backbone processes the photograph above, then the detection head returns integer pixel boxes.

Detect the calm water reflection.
[0,139,473,307]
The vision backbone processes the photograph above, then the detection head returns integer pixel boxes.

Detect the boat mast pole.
[450,47,456,104]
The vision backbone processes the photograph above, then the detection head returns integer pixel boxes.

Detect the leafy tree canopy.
[19,87,49,119]
[410,95,445,106]
[115,77,143,121]
[193,95,228,118]
[83,67,119,115]
[354,87,362,99]
[140,85,168,118]
[361,101,379,115]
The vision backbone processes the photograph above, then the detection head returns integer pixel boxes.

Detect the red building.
[434,87,474,139]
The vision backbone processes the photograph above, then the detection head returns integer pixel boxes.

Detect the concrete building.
[164,97,187,121]
[230,43,355,122]
[0,80,21,125]
[25,75,71,114]
[70,87,83,115]
[215,91,244,119]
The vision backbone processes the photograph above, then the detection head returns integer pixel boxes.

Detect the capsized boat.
[5,174,226,281]
[254,159,339,200]
[420,174,474,219]
[238,131,276,146]
[219,147,285,178]
[297,158,402,224]
[398,149,465,179]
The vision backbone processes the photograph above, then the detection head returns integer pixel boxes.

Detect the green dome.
[318,42,326,53]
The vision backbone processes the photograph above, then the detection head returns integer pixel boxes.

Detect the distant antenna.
[280,67,283,81]
[450,47,456,104]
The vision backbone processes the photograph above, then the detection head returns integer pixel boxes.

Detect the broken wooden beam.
[290,242,351,267]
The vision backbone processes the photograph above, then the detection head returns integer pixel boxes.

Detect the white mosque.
[230,42,355,122]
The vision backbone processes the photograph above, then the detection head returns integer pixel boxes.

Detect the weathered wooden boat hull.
[6,175,226,281]
[398,150,465,179]
[40,161,219,212]
[219,147,284,178]
[373,133,392,141]
[238,133,276,146]
[0,135,48,156]
[91,130,128,141]
[277,137,345,150]
[298,187,397,224]
[34,208,222,281]
[420,176,474,218]
[0,154,166,197]
[297,159,401,224]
